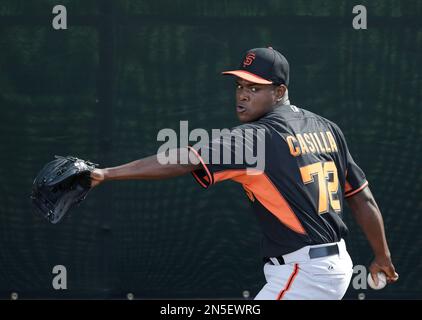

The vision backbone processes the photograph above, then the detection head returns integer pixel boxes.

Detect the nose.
[238,88,250,102]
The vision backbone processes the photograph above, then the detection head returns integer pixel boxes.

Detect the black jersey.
[189,104,368,257]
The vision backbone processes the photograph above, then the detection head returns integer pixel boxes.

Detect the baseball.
[367,272,387,290]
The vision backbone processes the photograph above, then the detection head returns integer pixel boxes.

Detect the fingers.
[369,259,399,284]
[90,169,101,180]
[383,264,399,282]
[387,272,399,283]
[89,169,104,188]
[370,271,380,286]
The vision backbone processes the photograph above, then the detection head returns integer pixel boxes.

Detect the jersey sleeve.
[344,150,369,197]
[329,122,368,198]
[188,124,266,189]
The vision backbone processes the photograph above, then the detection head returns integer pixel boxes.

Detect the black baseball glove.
[31,155,98,224]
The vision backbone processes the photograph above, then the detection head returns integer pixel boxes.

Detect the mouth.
[236,105,247,113]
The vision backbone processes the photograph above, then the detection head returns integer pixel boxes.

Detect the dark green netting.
[0,0,421,299]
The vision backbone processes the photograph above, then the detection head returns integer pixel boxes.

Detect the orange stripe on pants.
[277,263,299,300]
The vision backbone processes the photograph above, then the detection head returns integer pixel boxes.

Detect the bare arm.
[346,186,399,284]
[90,148,202,187]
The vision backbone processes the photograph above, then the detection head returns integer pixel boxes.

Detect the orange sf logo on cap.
[243,53,256,67]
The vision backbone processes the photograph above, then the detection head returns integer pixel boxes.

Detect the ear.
[275,85,287,101]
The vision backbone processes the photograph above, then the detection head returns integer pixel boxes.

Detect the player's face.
[235,78,279,123]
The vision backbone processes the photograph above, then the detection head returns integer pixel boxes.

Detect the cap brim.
[221,70,273,84]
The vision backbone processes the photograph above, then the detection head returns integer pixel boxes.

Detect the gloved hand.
[31,155,98,224]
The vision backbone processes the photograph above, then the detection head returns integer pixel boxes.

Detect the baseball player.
[90,47,398,299]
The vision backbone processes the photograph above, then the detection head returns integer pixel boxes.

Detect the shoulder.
[323,118,346,140]
[292,107,349,144]
[301,109,345,135]
[231,120,269,134]
[322,117,343,134]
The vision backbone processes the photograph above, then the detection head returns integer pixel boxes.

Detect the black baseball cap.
[222,47,289,86]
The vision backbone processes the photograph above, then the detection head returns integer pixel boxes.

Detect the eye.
[236,84,242,89]
[251,87,258,92]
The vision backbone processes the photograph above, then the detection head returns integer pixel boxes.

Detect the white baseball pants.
[255,240,354,300]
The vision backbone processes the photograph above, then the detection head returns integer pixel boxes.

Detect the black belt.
[264,243,339,265]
